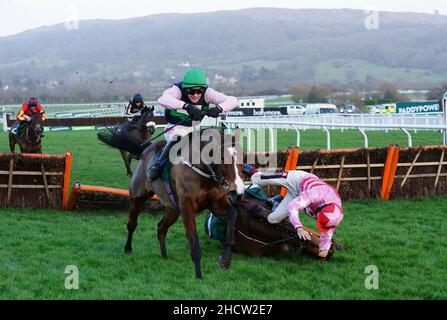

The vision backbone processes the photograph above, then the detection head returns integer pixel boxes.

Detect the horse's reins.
[178,151,232,190]
[25,116,42,143]
[141,116,192,145]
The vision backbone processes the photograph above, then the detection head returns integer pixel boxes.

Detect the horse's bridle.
[178,156,230,190]
[177,138,238,190]
[25,119,42,143]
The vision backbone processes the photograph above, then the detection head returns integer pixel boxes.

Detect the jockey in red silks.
[244,165,344,258]
[10,97,47,136]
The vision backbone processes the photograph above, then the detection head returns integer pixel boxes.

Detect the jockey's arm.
[319,230,334,254]
[203,88,238,112]
[16,109,28,121]
[251,171,293,189]
[157,86,185,110]
[287,194,312,229]
[123,102,134,117]
[35,104,46,120]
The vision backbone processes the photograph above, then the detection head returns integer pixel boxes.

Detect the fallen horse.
[206,187,337,260]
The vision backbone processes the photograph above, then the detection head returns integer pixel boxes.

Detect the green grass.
[265,95,295,107]
[1,128,447,299]
[1,199,446,299]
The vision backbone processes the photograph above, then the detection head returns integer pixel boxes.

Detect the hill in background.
[0,8,446,102]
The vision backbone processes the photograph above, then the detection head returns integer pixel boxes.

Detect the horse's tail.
[97,130,144,156]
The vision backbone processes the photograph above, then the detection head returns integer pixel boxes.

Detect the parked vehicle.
[370,103,396,115]
[304,103,338,115]
[339,104,358,114]
[285,104,306,115]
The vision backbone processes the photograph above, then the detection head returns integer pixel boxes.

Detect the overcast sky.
[0,0,446,37]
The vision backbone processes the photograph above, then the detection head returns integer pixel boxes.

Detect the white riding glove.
[251,172,262,185]
[296,227,311,241]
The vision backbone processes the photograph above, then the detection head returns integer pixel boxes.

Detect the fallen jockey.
[245,164,344,258]
[205,182,335,260]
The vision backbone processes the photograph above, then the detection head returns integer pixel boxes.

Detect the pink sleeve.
[287,195,311,229]
[204,88,238,112]
[319,230,334,251]
[157,86,185,110]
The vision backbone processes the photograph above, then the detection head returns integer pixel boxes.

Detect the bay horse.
[100,127,245,278]
[114,108,156,176]
[9,113,45,153]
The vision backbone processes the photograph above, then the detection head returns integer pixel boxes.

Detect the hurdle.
[65,182,160,211]
[0,152,72,209]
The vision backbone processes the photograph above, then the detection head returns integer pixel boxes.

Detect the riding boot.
[10,121,20,136]
[148,140,178,181]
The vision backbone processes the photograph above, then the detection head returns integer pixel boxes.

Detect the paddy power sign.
[397,101,442,114]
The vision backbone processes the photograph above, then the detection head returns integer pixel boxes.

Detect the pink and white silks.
[251,170,343,251]
[287,174,344,251]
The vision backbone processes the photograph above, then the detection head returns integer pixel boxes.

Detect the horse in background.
[9,113,45,153]
[102,108,155,176]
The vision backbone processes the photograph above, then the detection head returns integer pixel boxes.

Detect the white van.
[285,104,306,115]
[304,103,338,115]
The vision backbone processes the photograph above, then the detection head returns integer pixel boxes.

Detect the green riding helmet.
[182,68,207,88]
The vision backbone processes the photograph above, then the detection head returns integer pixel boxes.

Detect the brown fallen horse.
[232,197,335,260]
[100,127,245,278]
[9,113,45,153]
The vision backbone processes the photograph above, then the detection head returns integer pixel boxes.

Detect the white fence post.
[2,112,9,132]
[323,126,331,150]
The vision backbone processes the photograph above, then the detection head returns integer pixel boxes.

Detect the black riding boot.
[148,140,177,181]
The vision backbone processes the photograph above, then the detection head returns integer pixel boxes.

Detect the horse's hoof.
[217,255,231,269]
[124,246,132,254]
[335,242,344,250]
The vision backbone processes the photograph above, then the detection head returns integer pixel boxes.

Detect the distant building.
[238,98,265,109]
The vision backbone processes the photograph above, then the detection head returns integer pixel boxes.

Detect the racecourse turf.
[0,128,446,299]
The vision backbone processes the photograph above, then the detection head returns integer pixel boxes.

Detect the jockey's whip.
[143,117,190,143]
